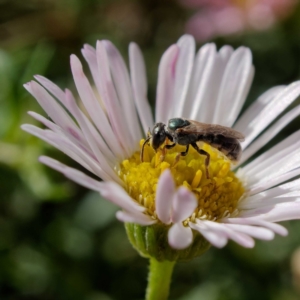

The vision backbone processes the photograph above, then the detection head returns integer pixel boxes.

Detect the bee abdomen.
[220,142,242,162]
[205,135,242,162]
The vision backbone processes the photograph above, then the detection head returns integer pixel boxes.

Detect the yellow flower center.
[118,139,245,224]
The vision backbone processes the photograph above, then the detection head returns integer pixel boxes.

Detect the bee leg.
[191,143,210,179]
[157,143,176,165]
[172,145,189,167]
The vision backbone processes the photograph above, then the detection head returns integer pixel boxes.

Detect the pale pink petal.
[248,168,300,195]
[213,46,253,127]
[39,156,104,191]
[102,40,142,144]
[28,111,61,133]
[98,181,145,213]
[34,75,66,106]
[171,187,197,223]
[241,81,300,148]
[96,41,133,155]
[224,224,274,240]
[242,130,300,177]
[238,105,300,166]
[24,81,84,144]
[223,218,288,236]
[187,43,217,120]
[129,42,154,133]
[168,223,193,249]
[81,44,103,99]
[70,55,124,158]
[155,169,175,224]
[155,44,179,123]
[116,210,156,225]
[22,125,95,174]
[189,221,228,248]
[198,220,255,248]
[64,90,116,165]
[172,35,195,117]
[234,85,286,132]
[240,202,300,222]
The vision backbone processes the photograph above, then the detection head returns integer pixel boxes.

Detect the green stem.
[145,258,176,300]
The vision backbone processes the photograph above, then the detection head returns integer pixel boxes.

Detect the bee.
[141,118,245,179]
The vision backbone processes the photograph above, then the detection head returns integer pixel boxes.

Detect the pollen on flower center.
[118,139,245,223]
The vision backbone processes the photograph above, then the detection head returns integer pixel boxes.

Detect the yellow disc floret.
[118,139,245,223]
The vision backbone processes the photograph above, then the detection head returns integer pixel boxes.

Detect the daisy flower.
[22,35,300,261]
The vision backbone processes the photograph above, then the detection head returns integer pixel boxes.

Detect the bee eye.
[151,123,166,150]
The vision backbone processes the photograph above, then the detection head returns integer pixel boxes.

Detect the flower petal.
[197,220,255,248]
[168,223,193,249]
[172,35,195,117]
[155,44,179,123]
[186,43,217,119]
[116,210,156,225]
[70,54,124,158]
[171,187,197,223]
[102,40,142,144]
[129,42,154,133]
[189,221,228,248]
[240,202,300,223]
[96,41,134,155]
[39,156,104,191]
[224,224,274,240]
[98,181,146,213]
[223,218,288,236]
[241,81,300,148]
[155,169,175,224]
[213,46,253,127]
[237,104,300,166]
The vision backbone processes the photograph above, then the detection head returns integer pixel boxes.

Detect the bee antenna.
[141,137,151,162]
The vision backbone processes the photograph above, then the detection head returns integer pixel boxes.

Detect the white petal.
[240,202,300,222]
[237,104,300,166]
[155,169,175,224]
[223,218,288,236]
[28,111,62,133]
[70,54,124,158]
[197,220,255,248]
[24,81,84,144]
[171,187,197,223]
[39,156,104,191]
[241,130,300,185]
[213,47,253,127]
[22,125,96,175]
[98,181,145,213]
[224,224,274,240]
[96,41,134,155]
[102,40,142,144]
[81,44,104,101]
[172,35,195,117]
[129,42,154,133]
[168,223,193,249]
[248,167,300,195]
[189,221,228,248]
[186,43,217,120]
[64,89,116,165]
[155,44,179,123]
[234,85,286,132]
[116,210,156,225]
[241,81,300,148]
[34,75,67,106]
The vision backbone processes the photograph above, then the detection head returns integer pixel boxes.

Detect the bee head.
[151,122,166,151]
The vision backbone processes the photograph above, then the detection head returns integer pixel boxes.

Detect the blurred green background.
[1,0,300,299]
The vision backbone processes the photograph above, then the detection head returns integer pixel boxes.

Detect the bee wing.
[179,120,245,141]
